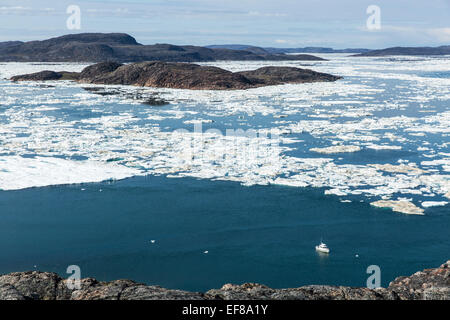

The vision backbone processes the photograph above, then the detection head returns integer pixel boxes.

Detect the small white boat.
[315,242,330,254]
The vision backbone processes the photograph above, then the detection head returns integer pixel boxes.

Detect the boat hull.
[315,246,330,254]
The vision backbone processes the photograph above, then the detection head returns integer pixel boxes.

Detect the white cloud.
[356,24,450,46]
[427,28,450,42]
[0,6,58,16]
[247,11,287,17]
[0,6,32,13]
[86,8,130,15]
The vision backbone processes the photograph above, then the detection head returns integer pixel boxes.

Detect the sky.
[0,0,449,49]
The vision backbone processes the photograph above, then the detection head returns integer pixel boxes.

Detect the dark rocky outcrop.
[354,45,450,57]
[387,261,450,300]
[0,33,325,63]
[142,97,170,106]
[0,41,23,49]
[79,62,255,90]
[204,283,395,300]
[77,61,123,80]
[0,261,448,300]
[11,61,341,90]
[11,70,62,81]
[11,70,79,81]
[237,66,340,86]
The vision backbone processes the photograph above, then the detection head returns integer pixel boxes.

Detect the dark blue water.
[1,175,448,291]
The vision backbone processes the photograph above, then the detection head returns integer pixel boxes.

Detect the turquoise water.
[0,175,448,291]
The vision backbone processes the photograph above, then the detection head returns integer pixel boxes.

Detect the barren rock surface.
[11,61,342,90]
[0,261,448,300]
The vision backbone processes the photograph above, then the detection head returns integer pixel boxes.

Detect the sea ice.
[370,200,425,215]
[421,201,448,208]
[310,145,361,154]
[0,156,141,191]
[0,57,449,214]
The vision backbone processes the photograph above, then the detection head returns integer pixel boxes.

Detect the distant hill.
[0,33,325,62]
[206,45,270,55]
[0,41,23,49]
[206,44,369,54]
[354,45,450,56]
[265,47,370,54]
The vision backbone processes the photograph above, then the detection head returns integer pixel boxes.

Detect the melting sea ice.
[0,55,448,290]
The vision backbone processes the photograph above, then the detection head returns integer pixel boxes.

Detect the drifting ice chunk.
[310,145,361,154]
[370,200,424,215]
[0,156,141,191]
[421,201,448,208]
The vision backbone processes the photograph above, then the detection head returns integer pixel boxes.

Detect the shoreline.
[1,261,448,300]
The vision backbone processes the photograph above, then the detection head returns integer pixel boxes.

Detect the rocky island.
[0,261,448,300]
[10,61,342,90]
[354,45,450,57]
[0,33,326,63]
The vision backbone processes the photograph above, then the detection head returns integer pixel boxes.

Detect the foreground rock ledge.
[0,261,448,300]
[10,61,342,90]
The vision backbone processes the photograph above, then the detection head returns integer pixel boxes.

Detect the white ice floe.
[0,56,449,214]
[325,188,349,196]
[366,144,402,150]
[183,119,214,124]
[0,156,141,191]
[370,164,425,175]
[421,201,448,208]
[310,145,361,154]
[370,200,425,215]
